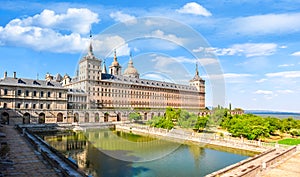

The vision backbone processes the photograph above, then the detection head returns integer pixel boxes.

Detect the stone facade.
[0,72,68,124]
[64,41,205,111]
[0,41,206,124]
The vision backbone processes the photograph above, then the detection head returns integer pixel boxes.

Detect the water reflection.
[39,129,252,177]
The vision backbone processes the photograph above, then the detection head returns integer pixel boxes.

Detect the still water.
[38,128,254,177]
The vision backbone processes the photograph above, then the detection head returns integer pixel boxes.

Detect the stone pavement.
[0,125,60,177]
[262,151,300,177]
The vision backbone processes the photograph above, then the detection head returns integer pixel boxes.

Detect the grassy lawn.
[278,138,300,145]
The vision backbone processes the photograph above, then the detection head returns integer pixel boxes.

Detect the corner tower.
[189,63,205,109]
[189,63,205,93]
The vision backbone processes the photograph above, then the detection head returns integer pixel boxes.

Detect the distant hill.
[245,110,300,115]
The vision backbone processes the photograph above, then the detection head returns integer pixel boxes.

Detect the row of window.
[2,89,63,98]
[14,102,51,109]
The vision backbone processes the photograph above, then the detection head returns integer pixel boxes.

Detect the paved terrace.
[0,125,60,177]
[262,151,300,177]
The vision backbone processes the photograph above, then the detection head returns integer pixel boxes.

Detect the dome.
[111,60,119,67]
[124,59,139,78]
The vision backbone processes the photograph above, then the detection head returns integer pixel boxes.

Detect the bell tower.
[109,50,122,75]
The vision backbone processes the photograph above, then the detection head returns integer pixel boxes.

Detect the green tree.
[128,112,142,122]
[194,116,209,132]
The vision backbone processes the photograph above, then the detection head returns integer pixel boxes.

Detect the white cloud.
[202,73,253,83]
[151,55,218,68]
[223,73,252,79]
[224,43,277,57]
[176,2,212,17]
[256,78,267,83]
[10,8,99,34]
[291,51,300,56]
[254,90,277,100]
[0,24,88,53]
[93,35,130,57]
[277,90,294,94]
[278,64,295,67]
[110,11,137,24]
[0,8,101,53]
[280,45,287,49]
[193,43,277,57]
[146,30,185,45]
[230,13,300,35]
[142,73,173,82]
[266,71,300,78]
[254,90,273,95]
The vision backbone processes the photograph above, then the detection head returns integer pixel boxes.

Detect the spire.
[113,49,117,62]
[195,63,199,77]
[87,31,94,57]
[128,52,133,67]
[102,60,107,74]
[190,62,201,81]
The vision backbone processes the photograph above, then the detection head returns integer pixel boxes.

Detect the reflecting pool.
[38,128,255,177]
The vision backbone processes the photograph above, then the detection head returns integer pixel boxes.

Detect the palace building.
[0,41,205,124]
[0,72,68,124]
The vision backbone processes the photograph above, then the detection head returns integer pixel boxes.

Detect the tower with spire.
[73,34,102,87]
[189,63,205,93]
[109,50,122,75]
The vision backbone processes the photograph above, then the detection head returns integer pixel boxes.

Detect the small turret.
[109,49,122,75]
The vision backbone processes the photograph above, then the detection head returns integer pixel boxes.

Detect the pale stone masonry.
[0,72,67,124]
[0,40,205,124]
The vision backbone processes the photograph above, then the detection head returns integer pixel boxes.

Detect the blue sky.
[1,0,300,112]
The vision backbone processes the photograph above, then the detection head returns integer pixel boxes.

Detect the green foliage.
[194,116,209,132]
[280,118,298,132]
[147,116,174,130]
[210,108,228,125]
[177,110,197,128]
[128,112,142,121]
[278,138,300,145]
[147,107,210,131]
[165,107,181,122]
[220,114,271,140]
[290,129,300,136]
[219,113,300,140]
[147,106,300,140]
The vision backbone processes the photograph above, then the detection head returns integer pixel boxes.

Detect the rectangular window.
[47,104,50,109]
[33,91,37,97]
[4,89,8,95]
[32,104,36,109]
[25,104,28,109]
[40,91,44,97]
[3,103,7,108]
[47,91,51,97]
[40,104,43,109]
[17,103,21,108]
[25,90,29,96]
[59,92,62,98]
[17,90,21,96]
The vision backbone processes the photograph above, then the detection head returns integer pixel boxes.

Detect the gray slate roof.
[101,73,198,92]
[0,77,66,90]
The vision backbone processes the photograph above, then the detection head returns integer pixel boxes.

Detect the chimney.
[13,72,16,79]
[4,71,7,79]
